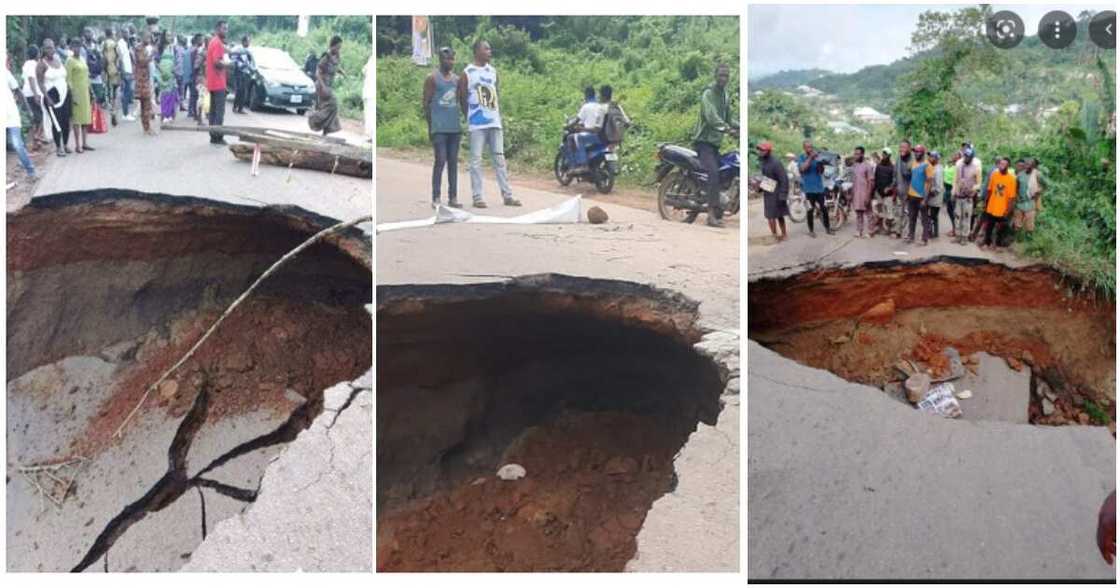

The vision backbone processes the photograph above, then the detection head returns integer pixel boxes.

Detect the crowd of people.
[5,18,352,179]
[757,138,1048,249]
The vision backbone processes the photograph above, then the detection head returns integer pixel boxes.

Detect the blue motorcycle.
[654,134,740,223]
[554,117,619,194]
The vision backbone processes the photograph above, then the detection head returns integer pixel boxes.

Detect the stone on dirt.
[955,352,1031,424]
[905,373,931,404]
[859,299,895,325]
[587,206,609,224]
[1042,397,1056,416]
[497,463,527,481]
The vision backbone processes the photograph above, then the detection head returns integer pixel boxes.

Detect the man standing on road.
[117,29,135,121]
[977,156,1017,250]
[943,151,958,237]
[187,34,203,122]
[849,146,875,239]
[1013,156,1036,235]
[905,145,931,245]
[6,54,37,180]
[232,35,254,114]
[798,139,831,237]
[951,146,982,245]
[692,62,735,228]
[757,141,788,242]
[458,39,521,209]
[205,20,229,145]
[21,46,45,151]
[424,47,463,209]
[874,149,895,236]
[893,140,913,238]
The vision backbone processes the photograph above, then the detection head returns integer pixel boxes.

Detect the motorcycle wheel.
[593,159,615,194]
[725,177,740,216]
[827,198,847,229]
[787,193,807,223]
[657,170,699,222]
[554,149,573,186]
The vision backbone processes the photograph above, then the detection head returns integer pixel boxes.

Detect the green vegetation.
[748,6,1116,295]
[376,16,739,186]
[6,15,371,120]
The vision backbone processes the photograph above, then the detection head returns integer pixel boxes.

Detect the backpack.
[602,102,630,144]
[86,48,104,78]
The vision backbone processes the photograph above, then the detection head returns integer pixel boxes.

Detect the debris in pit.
[916,383,963,418]
[905,373,931,404]
[859,299,895,325]
[497,464,527,481]
[956,389,973,400]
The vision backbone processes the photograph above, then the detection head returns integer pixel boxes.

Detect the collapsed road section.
[376,274,736,572]
[6,190,372,572]
[748,257,1115,426]
[747,257,1116,580]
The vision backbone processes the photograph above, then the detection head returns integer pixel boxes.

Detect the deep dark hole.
[376,278,724,571]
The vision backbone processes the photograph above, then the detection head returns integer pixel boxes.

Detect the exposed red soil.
[7,199,366,272]
[69,296,370,457]
[376,410,679,572]
[748,261,1107,331]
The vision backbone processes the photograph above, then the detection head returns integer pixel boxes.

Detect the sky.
[747,3,1112,78]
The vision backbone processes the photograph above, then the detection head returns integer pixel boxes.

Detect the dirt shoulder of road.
[6,145,53,212]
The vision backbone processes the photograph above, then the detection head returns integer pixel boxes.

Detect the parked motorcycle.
[654,130,740,223]
[554,117,619,194]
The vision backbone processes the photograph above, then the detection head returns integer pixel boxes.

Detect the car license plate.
[290,95,303,104]
[604,152,618,161]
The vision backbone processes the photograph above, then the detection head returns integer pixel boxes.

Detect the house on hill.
[853,107,891,124]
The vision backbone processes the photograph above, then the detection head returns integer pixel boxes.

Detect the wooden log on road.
[229,142,372,178]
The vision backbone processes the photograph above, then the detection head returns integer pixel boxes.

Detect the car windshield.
[251,47,298,70]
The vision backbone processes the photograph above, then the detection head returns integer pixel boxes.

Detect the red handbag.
[90,103,107,134]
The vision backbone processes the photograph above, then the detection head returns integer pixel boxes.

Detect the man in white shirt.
[6,54,37,179]
[20,46,44,151]
[118,31,135,120]
[568,85,605,171]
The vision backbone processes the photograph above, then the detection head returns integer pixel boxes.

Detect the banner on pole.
[411,16,433,66]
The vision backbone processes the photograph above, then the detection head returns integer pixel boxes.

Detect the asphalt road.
[29,102,370,225]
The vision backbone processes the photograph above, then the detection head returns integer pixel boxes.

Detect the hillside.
[750,18,1114,116]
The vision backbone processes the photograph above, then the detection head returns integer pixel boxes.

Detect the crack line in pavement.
[197,486,208,540]
[195,478,258,502]
[326,386,363,429]
[748,370,838,394]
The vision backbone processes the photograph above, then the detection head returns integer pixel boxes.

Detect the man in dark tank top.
[423,47,464,208]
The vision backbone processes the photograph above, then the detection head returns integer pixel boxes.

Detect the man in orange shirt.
[977,156,1017,249]
[205,20,229,145]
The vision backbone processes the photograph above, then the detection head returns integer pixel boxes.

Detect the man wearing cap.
[424,47,463,208]
[952,146,982,245]
[758,142,789,241]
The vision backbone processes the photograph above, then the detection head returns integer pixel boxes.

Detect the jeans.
[121,73,134,116]
[188,82,199,119]
[209,90,227,142]
[805,191,829,233]
[234,73,251,111]
[431,132,461,202]
[7,127,35,175]
[907,197,931,242]
[571,132,599,166]
[695,141,722,220]
[469,127,512,201]
[954,197,974,240]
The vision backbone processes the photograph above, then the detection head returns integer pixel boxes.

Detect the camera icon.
[986,10,1025,49]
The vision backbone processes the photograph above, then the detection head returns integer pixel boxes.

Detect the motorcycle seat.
[660,145,702,171]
